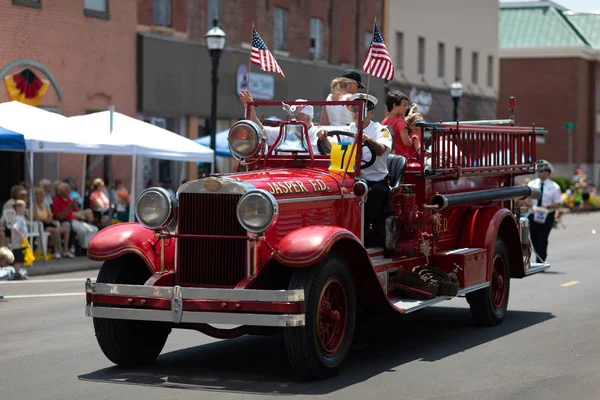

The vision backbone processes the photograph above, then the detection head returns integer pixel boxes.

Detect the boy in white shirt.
[10,199,29,280]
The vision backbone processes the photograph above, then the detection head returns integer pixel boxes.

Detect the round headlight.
[236,190,279,233]
[135,187,175,230]
[228,120,265,160]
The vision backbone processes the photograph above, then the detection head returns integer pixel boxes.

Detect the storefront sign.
[237,64,275,100]
[410,87,433,116]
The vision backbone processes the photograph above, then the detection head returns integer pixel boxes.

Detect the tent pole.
[129,153,136,222]
[81,154,87,204]
[26,151,45,263]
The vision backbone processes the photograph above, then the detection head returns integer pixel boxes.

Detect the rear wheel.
[284,254,356,380]
[93,256,171,367]
[467,238,511,326]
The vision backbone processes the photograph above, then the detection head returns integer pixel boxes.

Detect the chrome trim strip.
[525,262,550,276]
[367,247,384,255]
[276,194,355,204]
[87,306,305,327]
[88,307,174,322]
[89,283,305,302]
[457,281,490,295]
[391,282,491,314]
[180,311,305,327]
[371,256,393,267]
[178,177,256,195]
[392,295,453,314]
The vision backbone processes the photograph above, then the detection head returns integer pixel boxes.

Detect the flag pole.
[247,21,254,96]
[363,16,377,119]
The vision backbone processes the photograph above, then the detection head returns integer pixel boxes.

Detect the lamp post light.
[205,18,226,172]
[450,78,464,121]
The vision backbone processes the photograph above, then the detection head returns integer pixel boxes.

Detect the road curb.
[25,259,103,277]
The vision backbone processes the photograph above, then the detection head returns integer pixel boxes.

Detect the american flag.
[362,24,394,81]
[251,29,286,79]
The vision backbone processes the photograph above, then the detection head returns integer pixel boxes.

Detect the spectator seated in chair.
[52,182,98,252]
[89,178,111,227]
[34,187,74,259]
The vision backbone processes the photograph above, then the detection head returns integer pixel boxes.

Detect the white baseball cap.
[348,93,378,109]
[294,99,314,118]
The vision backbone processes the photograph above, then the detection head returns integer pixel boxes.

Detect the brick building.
[0,0,137,202]
[136,0,385,186]
[498,1,600,182]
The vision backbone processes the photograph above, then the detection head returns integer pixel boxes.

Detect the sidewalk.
[25,256,102,277]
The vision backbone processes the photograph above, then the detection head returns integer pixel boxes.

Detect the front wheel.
[93,256,171,367]
[467,238,511,326]
[284,254,356,380]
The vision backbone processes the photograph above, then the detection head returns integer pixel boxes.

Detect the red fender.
[272,226,363,267]
[458,207,524,280]
[271,226,389,308]
[87,223,175,274]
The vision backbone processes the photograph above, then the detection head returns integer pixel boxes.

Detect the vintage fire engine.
[85,97,547,380]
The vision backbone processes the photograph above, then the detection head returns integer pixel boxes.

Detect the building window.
[437,42,445,78]
[153,0,171,27]
[455,47,462,80]
[418,37,425,74]
[84,0,109,19]
[309,18,322,60]
[274,7,287,51]
[365,32,373,51]
[472,52,479,84]
[396,32,404,70]
[207,0,222,27]
[487,55,494,87]
[12,0,42,9]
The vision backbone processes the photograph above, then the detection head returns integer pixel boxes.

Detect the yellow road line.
[560,281,580,287]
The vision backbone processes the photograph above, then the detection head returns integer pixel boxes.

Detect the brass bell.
[273,122,309,153]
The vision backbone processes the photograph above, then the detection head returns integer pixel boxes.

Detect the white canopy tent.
[67,110,215,221]
[0,101,214,223]
[0,101,134,155]
[67,111,214,162]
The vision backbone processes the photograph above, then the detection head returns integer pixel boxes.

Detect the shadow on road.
[79,307,554,395]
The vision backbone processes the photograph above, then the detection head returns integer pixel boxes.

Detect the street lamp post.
[205,18,226,172]
[450,78,464,121]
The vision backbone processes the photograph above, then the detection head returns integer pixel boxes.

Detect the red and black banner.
[4,68,49,106]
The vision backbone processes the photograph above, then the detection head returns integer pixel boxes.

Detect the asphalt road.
[1,212,599,400]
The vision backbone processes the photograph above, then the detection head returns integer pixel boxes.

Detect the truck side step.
[525,262,550,276]
[390,282,490,314]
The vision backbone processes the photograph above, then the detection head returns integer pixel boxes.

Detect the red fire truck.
[85,98,547,380]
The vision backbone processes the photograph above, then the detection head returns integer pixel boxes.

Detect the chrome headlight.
[236,190,278,233]
[135,187,175,230]
[228,120,266,161]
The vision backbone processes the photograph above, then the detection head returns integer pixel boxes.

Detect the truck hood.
[179,168,346,199]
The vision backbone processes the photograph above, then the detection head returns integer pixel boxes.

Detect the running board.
[525,262,550,276]
[391,282,490,314]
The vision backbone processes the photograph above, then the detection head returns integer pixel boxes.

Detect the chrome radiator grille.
[176,193,246,287]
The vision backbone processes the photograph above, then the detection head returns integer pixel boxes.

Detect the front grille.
[176,193,246,287]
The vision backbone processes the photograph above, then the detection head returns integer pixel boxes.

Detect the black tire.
[93,257,171,367]
[284,254,356,380]
[467,238,511,326]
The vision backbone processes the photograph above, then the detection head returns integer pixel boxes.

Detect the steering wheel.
[317,130,377,169]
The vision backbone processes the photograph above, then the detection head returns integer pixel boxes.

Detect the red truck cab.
[85,98,547,380]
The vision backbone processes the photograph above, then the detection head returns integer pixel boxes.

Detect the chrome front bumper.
[84,279,305,327]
